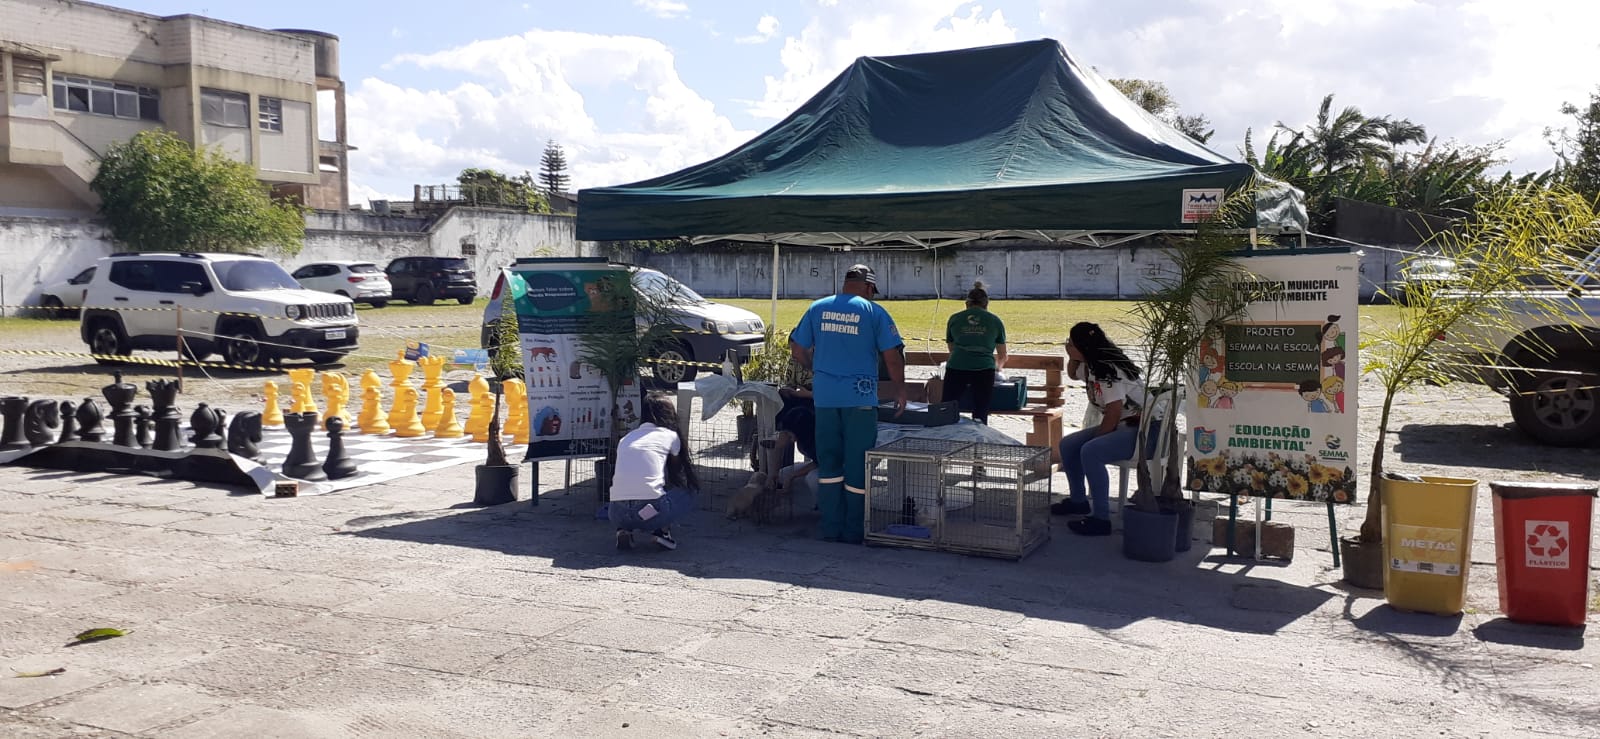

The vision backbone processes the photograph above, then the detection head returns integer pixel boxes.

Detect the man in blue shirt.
[790,264,905,544]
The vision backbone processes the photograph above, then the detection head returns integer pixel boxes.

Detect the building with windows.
[0,0,351,217]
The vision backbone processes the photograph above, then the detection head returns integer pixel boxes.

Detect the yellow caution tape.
[0,348,278,373]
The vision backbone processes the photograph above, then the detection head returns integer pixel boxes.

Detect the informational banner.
[509,258,641,461]
[1186,251,1360,503]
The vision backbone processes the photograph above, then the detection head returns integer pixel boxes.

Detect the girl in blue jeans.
[1052,322,1150,536]
[609,393,700,550]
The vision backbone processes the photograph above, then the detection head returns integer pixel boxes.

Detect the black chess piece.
[103,372,138,447]
[23,399,61,447]
[58,400,78,444]
[322,416,358,480]
[75,398,106,443]
[0,396,29,451]
[147,379,183,452]
[281,412,327,481]
[189,403,226,449]
[227,411,263,460]
[134,405,154,449]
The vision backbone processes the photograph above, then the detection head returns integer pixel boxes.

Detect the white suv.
[80,252,360,367]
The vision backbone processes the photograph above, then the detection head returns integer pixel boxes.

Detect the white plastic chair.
[1080,386,1185,511]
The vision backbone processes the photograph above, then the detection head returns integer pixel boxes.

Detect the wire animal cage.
[865,439,1052,560]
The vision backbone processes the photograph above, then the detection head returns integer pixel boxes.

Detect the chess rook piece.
[503,378,529,444]
[227,411,263,460]
[134,405,153,449]
[433,388,465,439]
[146,379,183,452]
[281,412,327,481]
[57,400,78,444]
[0,396,30,451]
[469,392,495,443]
[418,355,447,429]
[389,350,416,390]
[322,416,358,480]
[464,375,492,439]
[285,369,318,414]
[103,372,139,447]
[23,399,61,447]
[262,381,285,427]
[320,372,350,430]
[357,385,391,436]
[393,386,428,438]
[75,398,106,443]
[188,403,226,449]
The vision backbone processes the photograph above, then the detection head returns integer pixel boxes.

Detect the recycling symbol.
[1525,520,1570,568]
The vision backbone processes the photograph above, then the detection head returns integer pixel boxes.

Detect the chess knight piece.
[262,381,285,427]
[280,412,327,481]
[418,355,447,429]
[0,396,30,451]
[23,399,61,447]
[393,386,428,438]
[75,398,106,443]
[226,411,263,461]
[146,379,183,452]
[188,403,226,449]
[433,388,465,439]
[57,400,78,444]
[103,372,139,447]
[320,372,350,430]
[322,416,358,480]
[133,405,154,449]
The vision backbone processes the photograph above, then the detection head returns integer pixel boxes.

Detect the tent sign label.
[1182,188,1225,223]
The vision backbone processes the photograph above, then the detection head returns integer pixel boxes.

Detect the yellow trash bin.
[1381,475,1479,615]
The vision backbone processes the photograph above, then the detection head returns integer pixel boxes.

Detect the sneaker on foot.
[616,529,634,550]
[1050,499,1092,516]
[652,529,677,550]
[1067,517,1113,536]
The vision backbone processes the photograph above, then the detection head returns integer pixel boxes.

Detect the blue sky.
[117,1,1600,205]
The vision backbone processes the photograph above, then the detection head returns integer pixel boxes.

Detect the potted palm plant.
[1339,184,1596,588]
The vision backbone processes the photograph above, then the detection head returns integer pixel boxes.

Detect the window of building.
[258,96,283,132]
[12,57,47,96]
[200,89,249,128]
[51,76,159,121]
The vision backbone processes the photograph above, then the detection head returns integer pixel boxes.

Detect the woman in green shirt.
[942,282,1008,424]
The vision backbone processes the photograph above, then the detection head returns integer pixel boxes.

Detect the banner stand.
[1222,493,1343,566]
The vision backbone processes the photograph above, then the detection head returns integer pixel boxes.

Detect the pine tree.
[539,140,571,196]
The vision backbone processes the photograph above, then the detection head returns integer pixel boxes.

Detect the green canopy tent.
[576,38,1306,250]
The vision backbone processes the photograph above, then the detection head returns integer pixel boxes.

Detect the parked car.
[384,256,477,305]
[291,261,392,307]
[480,263,765,384]
[37,266,96,318]
[80,252,359,367]
[1393,256,1457,305]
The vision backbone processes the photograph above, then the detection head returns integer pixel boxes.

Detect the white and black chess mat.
[256,425,527,495]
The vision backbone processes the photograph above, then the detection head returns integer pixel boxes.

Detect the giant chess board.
[257,426,527,495]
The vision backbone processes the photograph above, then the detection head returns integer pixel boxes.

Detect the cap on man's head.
[844,264,877,286]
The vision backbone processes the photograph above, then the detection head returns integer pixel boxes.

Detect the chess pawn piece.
[503,378,528,440]
[357,385,391,436]
[433,388,465,439]
[464,375,492,438]
[320,372,350,430]
[58,400,78,444]
[134,405,154,449]
[322,416,359,480]
[281,412,327,481]
[227,411,263,461]
[262,381,285,427]
[0,396,30,451]
[469,392,495,443]
[393,386,429,439]
[23,399,60,448]
[76,399,106,443]
[419,355,447,429]
[389,349,416,390]
[188,403,226,449]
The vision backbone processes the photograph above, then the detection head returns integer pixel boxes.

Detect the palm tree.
[1377,117,1429,161]
[1282,94,1389,178]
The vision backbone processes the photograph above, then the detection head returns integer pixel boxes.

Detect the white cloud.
[749,1,1017,119]
[634,0,689,19]
[737,14,780,44]
[343,30,750,201]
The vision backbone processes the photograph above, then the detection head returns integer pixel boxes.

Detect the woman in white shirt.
[609,393,700,550]
[1052,322,1150,536]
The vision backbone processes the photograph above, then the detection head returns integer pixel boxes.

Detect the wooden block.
[1212,518,1295,560]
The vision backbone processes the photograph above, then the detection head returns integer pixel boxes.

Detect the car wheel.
[412,283,435,305]
[180,340,213,362]
[457,295,474,306]
[1509,359,1600,446]
[369,299,387,309]
[88,321,129,365]
[650,343,696,385]
[41,295,68,319]
[221,327,266,368]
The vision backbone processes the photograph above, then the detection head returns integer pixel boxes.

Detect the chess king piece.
[464,375,492,439]
[262,381,285,427]
[286,369,319,415]
[320,372,351,430]
[389,349,416,390]
[227,411,263,461]
[418,355,447,429]
[103,372,139,447]
[433,388,465,439]
[357,385,391,436]
[57,400,78,444]
[469,391,495,443]
[23,399,60,448]
[146,379,183,452]
[322,416,358,480]
[134,405,153,448]
[0,396,30,451]
[280,412,327,481]
[393,386,428,438]
[503,378,529,444]
[188,403,226,449]
[75,398,106,443]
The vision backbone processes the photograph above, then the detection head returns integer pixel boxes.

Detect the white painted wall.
[0,217,115,309]
[200,123,251,163]
[260,99,312,174]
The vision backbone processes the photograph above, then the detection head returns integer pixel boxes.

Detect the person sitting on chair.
[941,281,1008,424]
[609,392,700,551]
[1051,322,1151,536]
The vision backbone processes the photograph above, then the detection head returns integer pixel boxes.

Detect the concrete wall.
[0,216,114,308]
[259,99,312,174]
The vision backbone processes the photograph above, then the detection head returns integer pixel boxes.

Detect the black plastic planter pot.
[1339,536,1385,590]
[474,464,520,506]
[1123,507,1179,562]
[1173,501,1195,553]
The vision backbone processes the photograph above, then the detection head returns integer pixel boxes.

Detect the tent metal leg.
[770,242,779,329]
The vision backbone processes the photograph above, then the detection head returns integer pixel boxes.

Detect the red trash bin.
[1490,481,1598,627]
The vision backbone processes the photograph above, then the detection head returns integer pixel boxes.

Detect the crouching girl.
[609,392,700,550]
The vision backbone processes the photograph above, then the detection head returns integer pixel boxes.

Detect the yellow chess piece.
[320,372,350,430]
[262,381,285,427]
[503,378,528,441]
[464,375,491,438]
[417,355,447,429]
[389,349,415,390]
[470,392,496,443]
[358,385,390,435]
[394,386,429,438]
[285,369,317,414]
[434,388,465,438]
[290,381,316,416]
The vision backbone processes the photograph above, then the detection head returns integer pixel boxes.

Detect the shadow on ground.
[1394,422,1600,472]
